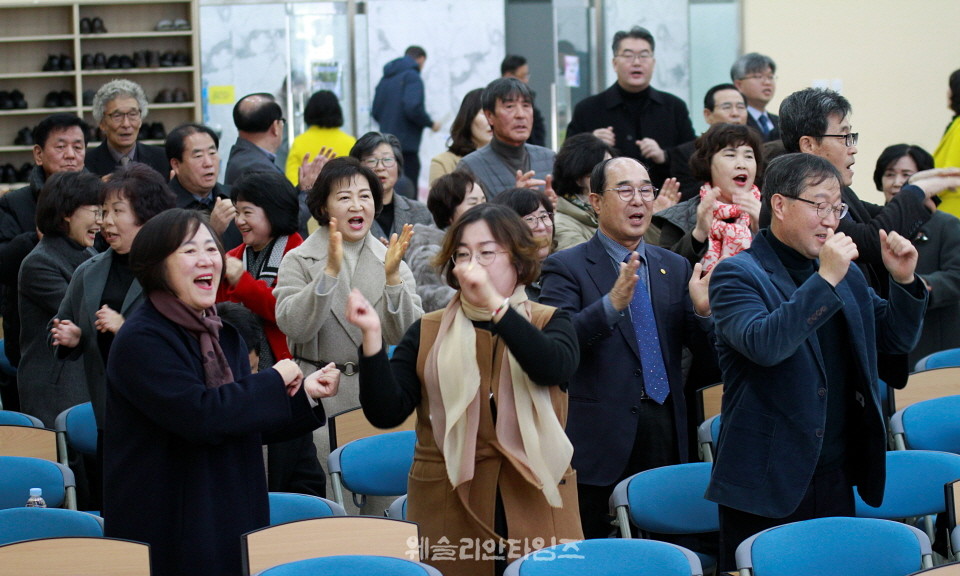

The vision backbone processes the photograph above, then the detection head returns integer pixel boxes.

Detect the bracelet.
[492,298,510,320]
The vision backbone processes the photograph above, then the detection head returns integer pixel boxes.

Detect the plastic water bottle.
[25,488,46,508]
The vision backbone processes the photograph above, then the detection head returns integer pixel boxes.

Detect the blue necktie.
[627,259,670,404]
[759,114,772,136]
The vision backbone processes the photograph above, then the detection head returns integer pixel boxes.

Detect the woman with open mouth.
[653,122,764,272]
[51,163,176,496]
[18,171,102,428]
[275,156,423,512]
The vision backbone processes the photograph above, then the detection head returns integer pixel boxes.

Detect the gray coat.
[370,194,433,240]
[17,236,96,426]
[56,249,145,426]
[458,142,555,199]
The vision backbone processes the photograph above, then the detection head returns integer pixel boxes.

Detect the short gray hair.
[92,79,149,124]
[730,53,776,81]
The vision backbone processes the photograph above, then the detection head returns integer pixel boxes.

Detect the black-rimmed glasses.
[821,133,859,147]
[788,196,849,220]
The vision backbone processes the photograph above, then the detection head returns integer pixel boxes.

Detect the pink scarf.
[149,291,234,388]
[699,183,761,273]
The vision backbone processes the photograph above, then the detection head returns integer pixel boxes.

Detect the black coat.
[566,84,695,188]
[103,299,326,576]
[84,141,169,178]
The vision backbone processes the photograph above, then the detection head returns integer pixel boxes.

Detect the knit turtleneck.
[489,136,529,176]
[765,229,815,286]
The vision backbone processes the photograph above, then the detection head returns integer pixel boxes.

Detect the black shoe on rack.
[119,55,134,69]
[42,54,61,72]
[133,51,146,68]
[82,89,95,106]
[14,127,34,146]
[10,90,27,109]
[173,51,190,67]
[155,88,171,103]
[146,50,159,68]
[94,52,107,69]
[16,162,33,182]
[106,55,120,69]
[81,54,94,69]
[91,17,107,34]
[171,87,188,103]
[0,91,12,110]
[80,17,92,34]
[150,122,167,140]
[44,91,61,108]
[60,53,74,71]
[159,51,175,67]
[1,164,16,184]
[59,90,75,107]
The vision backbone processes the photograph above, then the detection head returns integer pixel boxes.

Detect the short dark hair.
[166,123,220,162]
[481,77,533,113]
[491,187,554,218]
[230,171,301,237]
[216,302,263,354]
[404,45,426,60]
[690,123,764,183]
[949,69,960,116]
[612,26,655,55]
[427,170,477,228]
[35,171,102,237]
[704,83,743,111]
[447,88,486,157]
[761,153,842,215]
[233,93,283,133]
[590,157,650,201]
[308,156,383,225]
[778,88,852,153]
[130,208,225,296]
[873,144,935,192]
[434,203,540,291]
[101,163,177,225]
[553,133,616,199]
[730,52,777,81]
[33,114,89,149]
[501,54,527,76]
[303,90,344,129]
[349,132,404,172]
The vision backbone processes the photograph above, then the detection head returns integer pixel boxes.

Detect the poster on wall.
[311,61,342,98]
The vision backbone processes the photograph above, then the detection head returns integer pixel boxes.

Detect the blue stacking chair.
[891,396,960,453]
[0,455,75,510]
[268,492,345,525]
[328,430,415,509]
[735,517,933,576]
[697,414,721,462]
[505,538,703,576]
[0,411,42,428]
[610,462,718,574]
[256,555,441,576]
[0,507,103,545]
[914,349,960,372]
[54,402,98,466]
[385,494,408,519]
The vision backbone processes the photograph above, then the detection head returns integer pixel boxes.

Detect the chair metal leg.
[330,472,345,509]
[614,505,632,539]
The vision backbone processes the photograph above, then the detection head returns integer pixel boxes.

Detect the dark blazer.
[224,137,283,185]
[910,210,960,365]
[103,299,325,576]
[746,111,780,142]
[705,231,926,518]
[84,141,169,177]
[169,176,243,251]
[566,84,695,188]
[539,233,703,486]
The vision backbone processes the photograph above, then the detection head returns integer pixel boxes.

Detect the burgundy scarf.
[149,291,234,388]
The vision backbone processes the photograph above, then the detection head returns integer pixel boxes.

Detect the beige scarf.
[423,286,573,508]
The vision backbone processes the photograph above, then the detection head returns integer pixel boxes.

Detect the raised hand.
[817,229,858,287]
[543,174,558,207]
[453,259,503,312]
[693,186,722,243]
[515,170,547,190]
[50,318,81,348]
[609,252,641,312]
[304,362,340,399]
[880,229,918,285]
[298,147,337,192]
[94,304,125,334]
[732,188,762,232]
[688,262,712,317]
[652,178,680,214]
[384,224,414,286]
[905,167,960,199]
[210,197,237,236]
[637,137,665,164]
[346,288,383,355]
[224,256,244,287]
[324,217,343,278]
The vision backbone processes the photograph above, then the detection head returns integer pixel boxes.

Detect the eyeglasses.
[788,196,849,220]
[82,207,103,219]
[742,74,777,82]
[451,249,508,267]
[821,133,859,148]
[605,185,659,202]
[617,51,654,63]
[363,157,396,168]
[105,109,142,124]
[522,212,554,228]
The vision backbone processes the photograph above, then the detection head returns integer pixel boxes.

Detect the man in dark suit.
[731,53,780,142]
[84,79,168,177]
[164,123,242,250]
[705,153,946,569]
[566,26,695,189]
[224,93,285,184]
[539,156,711,539]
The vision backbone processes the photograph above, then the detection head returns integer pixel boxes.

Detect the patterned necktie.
[759,114,773,136]
[627,258,670,404]
[119,155,130,166]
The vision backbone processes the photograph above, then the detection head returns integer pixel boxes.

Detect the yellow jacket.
[934,116,960,217]
[285,126,357,186]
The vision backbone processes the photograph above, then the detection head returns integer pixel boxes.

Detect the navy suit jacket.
[539,233,704,486]
[746,111,780,142]
[704,231,926,517]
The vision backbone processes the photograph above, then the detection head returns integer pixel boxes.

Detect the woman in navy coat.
[103,209,339,576]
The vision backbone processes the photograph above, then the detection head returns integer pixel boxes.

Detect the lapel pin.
[660,268,666,275]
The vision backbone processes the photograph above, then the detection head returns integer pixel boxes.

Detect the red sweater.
[217,233,304,360]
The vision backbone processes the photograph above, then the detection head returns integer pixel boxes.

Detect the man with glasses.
[540,156,712,539]
[85,79,169,177]
[777,87,958,388]
[705,153,949,570]
[731,52,780,142]
[566,26,695,189]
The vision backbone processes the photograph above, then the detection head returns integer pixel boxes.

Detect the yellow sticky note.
[208,86,235,105]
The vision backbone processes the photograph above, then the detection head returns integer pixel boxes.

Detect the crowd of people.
[1,25,960,576]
